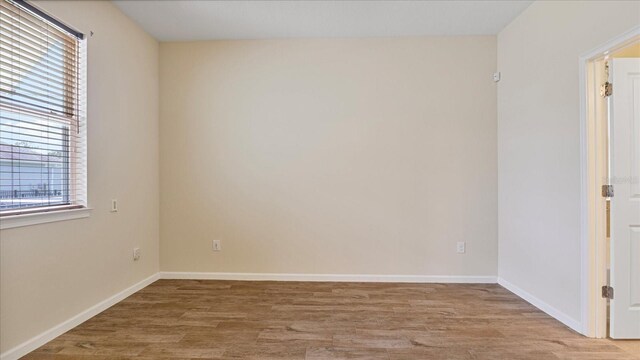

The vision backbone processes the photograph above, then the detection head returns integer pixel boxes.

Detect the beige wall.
[612,42,640,58]
[0,1,159,353]
[498,0,640,325]
[160,37,498,276]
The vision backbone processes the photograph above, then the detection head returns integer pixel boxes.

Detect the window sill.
[0,207,92,230]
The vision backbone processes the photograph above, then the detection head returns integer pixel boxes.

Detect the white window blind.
[0,0,86,216]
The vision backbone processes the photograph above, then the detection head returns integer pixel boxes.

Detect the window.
[0,0,86,217]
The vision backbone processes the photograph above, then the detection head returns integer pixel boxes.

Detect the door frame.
[580,25,640,338]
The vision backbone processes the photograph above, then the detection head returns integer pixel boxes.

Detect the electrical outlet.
[212,240,221,251]
[133,247,141,261]
[456,242,466,254]
[111,199,118,212]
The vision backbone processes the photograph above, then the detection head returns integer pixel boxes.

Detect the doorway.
[582,27,640,339]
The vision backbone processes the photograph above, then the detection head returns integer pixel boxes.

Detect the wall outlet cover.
[133,247,141,261]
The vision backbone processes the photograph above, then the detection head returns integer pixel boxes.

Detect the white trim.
[498,277,583,334]
[579,45,590,337]
[0,207,92,230]
[0,273,160,360]
[579,25,640,338]
[160,272,498,283]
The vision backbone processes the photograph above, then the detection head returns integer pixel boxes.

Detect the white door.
[611,57,640,339]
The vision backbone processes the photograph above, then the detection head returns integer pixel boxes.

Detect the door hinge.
[600,82,613,97]
[602,285,614,299]
[602,185,614,198]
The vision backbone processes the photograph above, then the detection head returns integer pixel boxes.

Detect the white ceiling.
[113,0,533,41]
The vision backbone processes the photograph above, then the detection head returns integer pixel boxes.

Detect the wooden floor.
[24,280,639,359]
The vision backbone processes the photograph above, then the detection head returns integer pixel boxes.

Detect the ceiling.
[113,0,533,42]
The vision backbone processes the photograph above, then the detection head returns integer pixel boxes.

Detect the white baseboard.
[497,277,583,334]
[0,273,161,360]
[160,271,498,283]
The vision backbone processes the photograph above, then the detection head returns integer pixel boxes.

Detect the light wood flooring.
[24,280,640,359]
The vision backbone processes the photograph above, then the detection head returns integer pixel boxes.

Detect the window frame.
[0,0,88,227]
